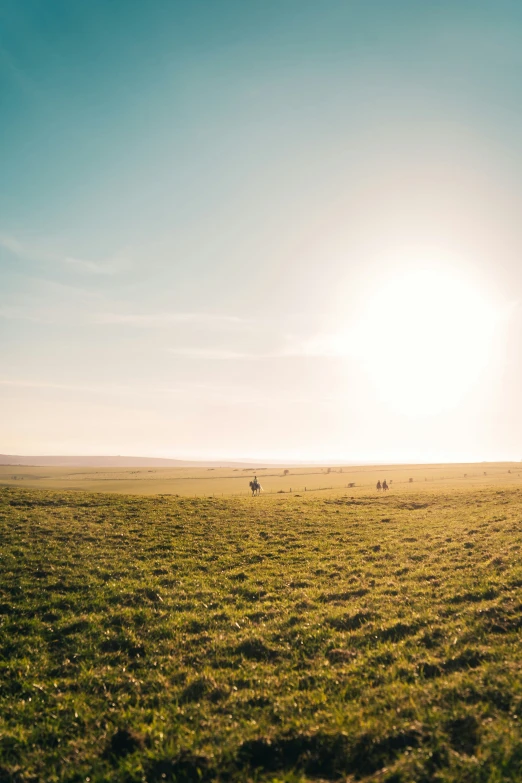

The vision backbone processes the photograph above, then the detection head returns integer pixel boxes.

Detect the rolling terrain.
[0,461,521,497]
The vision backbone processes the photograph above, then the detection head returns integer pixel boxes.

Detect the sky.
[2,0,522,463]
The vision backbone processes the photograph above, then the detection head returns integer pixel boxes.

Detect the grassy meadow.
[1,461,521,496]
[1,481,522,782]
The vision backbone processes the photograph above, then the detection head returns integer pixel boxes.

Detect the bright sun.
[352,268,498,416]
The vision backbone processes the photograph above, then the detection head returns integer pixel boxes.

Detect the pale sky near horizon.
[2,0,522,462]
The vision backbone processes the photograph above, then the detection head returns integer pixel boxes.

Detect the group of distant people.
[376,479,389,491]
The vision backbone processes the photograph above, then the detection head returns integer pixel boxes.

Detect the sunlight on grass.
[1,486,521,781]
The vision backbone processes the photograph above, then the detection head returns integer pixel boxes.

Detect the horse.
[376,480,382,491]
[382,480,388,491]
[249,480,262,496]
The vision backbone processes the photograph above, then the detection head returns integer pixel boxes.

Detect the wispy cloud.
[96,312,248,327]
[0,379,93,391]
[284,332,353,358]
[0,305,55,323]
[167,336,350,361]
[0,280,104,323]
[0,377,301,406]
[0,232,126,275]
[168,347,272,360]
[61,256,117,275]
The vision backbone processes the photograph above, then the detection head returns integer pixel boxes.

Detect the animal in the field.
[382,479,388,491]
[376,480,382,490]
[249,480,262,496]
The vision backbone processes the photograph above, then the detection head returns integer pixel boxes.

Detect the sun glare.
[352,268,498,416]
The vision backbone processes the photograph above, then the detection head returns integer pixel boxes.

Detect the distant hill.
[0,455,268,468]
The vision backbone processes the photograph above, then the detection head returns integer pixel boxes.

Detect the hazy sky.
[2,0,522,462]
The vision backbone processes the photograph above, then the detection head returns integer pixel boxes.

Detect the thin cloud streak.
[0,232,125,275]
[97,312,248,327]
[0,377,325,406]
[63,256,115,275]
[0,306,56,323]
[167,347,282,360]
[168,348,255,359]
[0,379,135,393]
[0,299,253,329]
[166,336,353,361]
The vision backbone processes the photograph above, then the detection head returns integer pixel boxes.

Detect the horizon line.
[1,453,522,467]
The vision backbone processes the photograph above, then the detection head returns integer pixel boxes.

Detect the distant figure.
[249,479,261,496]
[376,480,382,491]
[382,479,388,491]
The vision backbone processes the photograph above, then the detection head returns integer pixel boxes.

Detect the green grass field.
[1,483,522,782]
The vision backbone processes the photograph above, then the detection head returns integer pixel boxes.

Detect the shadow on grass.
[147,728,424,781]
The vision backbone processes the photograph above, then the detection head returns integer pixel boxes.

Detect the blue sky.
[2,0,522,460]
